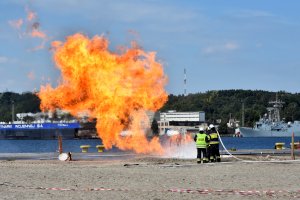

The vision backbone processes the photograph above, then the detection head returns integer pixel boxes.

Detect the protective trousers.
[207,145,212,161]
[197,148,208,163]
[209,144,221,162]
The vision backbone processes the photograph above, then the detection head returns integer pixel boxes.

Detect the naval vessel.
[239,95,300,137]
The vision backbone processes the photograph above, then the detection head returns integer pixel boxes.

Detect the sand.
[0,155,300,200]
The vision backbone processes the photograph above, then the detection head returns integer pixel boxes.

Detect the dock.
[0,149,299,161]
[220,149,300,156]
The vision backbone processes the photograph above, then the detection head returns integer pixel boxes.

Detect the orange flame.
[38,33,168,154]
[184,133,194,143]
[168,133,194,147]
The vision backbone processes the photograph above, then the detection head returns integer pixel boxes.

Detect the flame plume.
[38,33,168,154]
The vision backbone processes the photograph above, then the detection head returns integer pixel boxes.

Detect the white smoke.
[162,142,197,159]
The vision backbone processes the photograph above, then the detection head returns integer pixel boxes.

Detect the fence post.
[58,135,63,154]
[291,132,295,160]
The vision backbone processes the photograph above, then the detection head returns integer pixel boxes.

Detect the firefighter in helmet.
[194,127,209,163]
[208,124,221,162]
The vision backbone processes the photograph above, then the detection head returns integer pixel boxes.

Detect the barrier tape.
[41,187,300,197]
[2,183,300,197]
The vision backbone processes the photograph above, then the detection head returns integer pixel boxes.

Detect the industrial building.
[158,110,206,135]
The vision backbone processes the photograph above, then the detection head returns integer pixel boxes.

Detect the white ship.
[239,95,300,137]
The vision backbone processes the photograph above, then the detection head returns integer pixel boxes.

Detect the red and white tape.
[2,183,299,198]
[39,187,300,197]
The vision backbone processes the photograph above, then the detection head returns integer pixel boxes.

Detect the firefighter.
[194,127,209,163]
[208,124,221,162]
[206,126,211,162]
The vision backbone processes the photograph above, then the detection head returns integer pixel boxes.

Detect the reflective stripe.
[209,132,219,144]
[196,143,207,148]
[210,142,219,144]
[210,133,218,139]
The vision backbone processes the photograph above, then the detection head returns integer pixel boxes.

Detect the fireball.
[38,33,168,154]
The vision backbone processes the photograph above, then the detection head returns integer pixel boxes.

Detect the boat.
[239,95,300,137]
[0,122,80,139]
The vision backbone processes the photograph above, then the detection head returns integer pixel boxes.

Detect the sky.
[1,0,300,95]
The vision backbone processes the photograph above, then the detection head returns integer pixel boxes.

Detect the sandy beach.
[0,155,300,200]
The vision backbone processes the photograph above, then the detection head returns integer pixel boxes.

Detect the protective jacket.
[195,133,209,148]
[209,132,219,145]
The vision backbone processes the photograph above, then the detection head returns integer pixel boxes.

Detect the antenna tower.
[184,68,187,96]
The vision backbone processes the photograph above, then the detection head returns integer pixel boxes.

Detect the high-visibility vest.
[196,133,208,148]
[209,132,219,144]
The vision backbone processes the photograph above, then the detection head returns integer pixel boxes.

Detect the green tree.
[0,92,40,122]
[218,121,228,134]
[159,90,300,127]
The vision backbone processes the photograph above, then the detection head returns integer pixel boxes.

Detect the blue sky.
[1,0,300,95]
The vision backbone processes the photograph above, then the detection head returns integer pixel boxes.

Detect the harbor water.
[220,137,300,150]
[0,137,299,153]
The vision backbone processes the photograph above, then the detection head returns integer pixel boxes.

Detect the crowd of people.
[194,124,221,163]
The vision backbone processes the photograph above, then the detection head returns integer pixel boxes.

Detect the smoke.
[8,6,48,50]
[31,29,47,39]
[161,134,197,158]
[26,9,36,22]
[25,7,48,48]
[163,142,197,159]
[8,19,23,29]
[27,71,35,80]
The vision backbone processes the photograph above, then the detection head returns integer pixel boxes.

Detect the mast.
[184,68,187,96]
[242,101,245,127]
[11,100,14,123]
[268,93,285,122]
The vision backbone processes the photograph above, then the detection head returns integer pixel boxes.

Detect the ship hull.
[0,123,80,139]
[239,127,300,137]
[0,129,77,139]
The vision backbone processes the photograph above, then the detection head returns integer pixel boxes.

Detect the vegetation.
[0,92,40,122]
[160,90,300,127]
[1,90,300,130]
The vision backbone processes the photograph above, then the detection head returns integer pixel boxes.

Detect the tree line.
[0,92,40,122]
[1,90,300,129]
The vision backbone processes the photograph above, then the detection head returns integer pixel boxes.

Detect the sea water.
[0,139,103,153]
[0,137,299,153]
[220,137,300,150]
